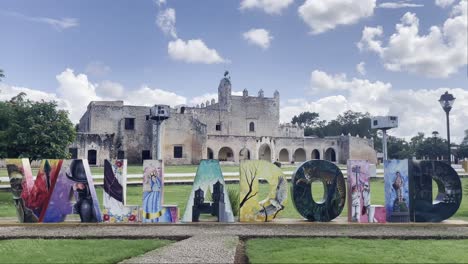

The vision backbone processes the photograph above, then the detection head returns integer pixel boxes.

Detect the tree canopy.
[0,92,76,160]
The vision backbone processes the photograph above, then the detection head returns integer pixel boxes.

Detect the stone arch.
[325,148,337,162]
[312,149,320,160]
[239,148,251,161]
[249,122,255,132]
[87,149,97,165]
[207,148,214,159]
[258,144,272,162]
[293,148,306,162]
[279,149,289,162]
[218,147,234,162]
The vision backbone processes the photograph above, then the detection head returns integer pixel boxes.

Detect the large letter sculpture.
[102,159,140,223]
[240,160,288,222]
[411,160,462,222]
[6,159,63,223]
[42,159,102,223]
[291,160,346,222]
[384,159,411,222]
[142,160,177,223]
[182,160,234,222]
[347,160,385,223]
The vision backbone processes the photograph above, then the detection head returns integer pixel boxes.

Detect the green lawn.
[0,239,171,263]
[1,178,467,221]
[246,238,468,263]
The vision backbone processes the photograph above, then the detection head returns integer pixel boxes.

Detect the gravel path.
[119,235,238,264]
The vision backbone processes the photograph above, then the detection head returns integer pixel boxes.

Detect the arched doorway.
[218,147,234,162]
[258,144,271,162]
[279,149,289,162]
[325,148,336,162]
[294,148,306,162]
[239,148,251,160]
[312,149,320,160]
[207,148,214,159]
[87,149,97,165]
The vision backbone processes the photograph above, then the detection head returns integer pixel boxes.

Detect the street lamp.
[439,91,456,164]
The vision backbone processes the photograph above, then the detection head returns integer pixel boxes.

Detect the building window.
[249,122,255,132]
[117,151,125,159]
[87,150,97,165]
[216,123,222,131]
[174,146,183,158]
[142,150,151,162]
[69,148,78,159]
[125,118,135,130]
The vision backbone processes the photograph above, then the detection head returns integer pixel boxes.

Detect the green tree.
[0,69,4,81]
[386,136,413,159]
[291,112,320,127]
[0,93,76,160]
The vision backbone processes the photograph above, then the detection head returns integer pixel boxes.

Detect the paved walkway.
[119,235,238,264]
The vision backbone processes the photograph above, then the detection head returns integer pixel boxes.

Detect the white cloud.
[125,86,186,106]
[168,38,227,64]
[356,62,367,75]
[189,93,218,106]
[358,1,467,78]
[435,0,456,7]
[1,11,78,30]
[281,70,468,142]
[85,61,111,77]
[95,80,124,98]
[240,0,294,14]
[298,0,376,34]
[157,8,177,39]
[243,28,273,49]
[379,1,424,9]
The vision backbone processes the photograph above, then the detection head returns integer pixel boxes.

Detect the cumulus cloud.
[85,61,111,77]
[243,28,273,49]
[358,0,467,78]
[379,1,424,9]
[0,11,78,30]
[435,0,456,7]
[240,0,294,14]
[0,69,191,123]
[298,0,376,34]
[356,62,367,75]
[281,70,468,142]
[157,8,177,39]
[190,93,218,106]
[168,39,227,64]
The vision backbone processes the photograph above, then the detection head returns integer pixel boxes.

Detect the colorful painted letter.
[291,160,346,222]
[347,160,370,223]
[240,160,288,222]
[182,160,234,222]
[102,159,140,223]
[384,160,410,222]
[42,159,102,223]
[141,160,176,223]
[6,159,37,223]
[411,160,462,222]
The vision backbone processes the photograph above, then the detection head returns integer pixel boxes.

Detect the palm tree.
[0,69,4,81]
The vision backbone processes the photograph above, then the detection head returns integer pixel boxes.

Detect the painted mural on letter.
[182,159,234,222]
[384,159,410,222]
[239,160,288,222]
[6,159,37,223]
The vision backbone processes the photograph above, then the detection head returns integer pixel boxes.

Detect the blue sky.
[0,0,467,142]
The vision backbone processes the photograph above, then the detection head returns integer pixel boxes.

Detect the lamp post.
[439,91,455,164]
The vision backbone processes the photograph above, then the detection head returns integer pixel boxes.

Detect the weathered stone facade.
[72,76,377,166]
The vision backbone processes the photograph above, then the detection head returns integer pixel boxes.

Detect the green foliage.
[0,69,4,81]
[246,238,468,263]
[0,92,76,160]
[227,187,240,216]
[0,239,171,263]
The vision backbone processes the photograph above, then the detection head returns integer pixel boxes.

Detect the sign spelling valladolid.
[3,157,463,223]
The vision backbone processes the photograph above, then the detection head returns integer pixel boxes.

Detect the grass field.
[0,239,171,263]
[0,178,467,221]
[246,238,468,263]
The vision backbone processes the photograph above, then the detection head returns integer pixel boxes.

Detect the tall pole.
[382,129,388,161]
[446,111,451,165]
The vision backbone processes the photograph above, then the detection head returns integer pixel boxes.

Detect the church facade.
[70,75,377,166]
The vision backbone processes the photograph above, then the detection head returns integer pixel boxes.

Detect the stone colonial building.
[70,75,377,166]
